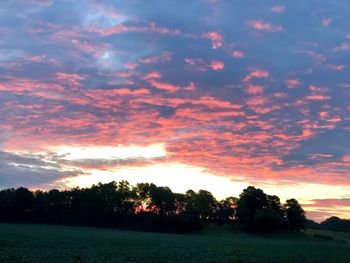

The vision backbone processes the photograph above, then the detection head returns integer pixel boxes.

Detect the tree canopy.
[0,182,307,233]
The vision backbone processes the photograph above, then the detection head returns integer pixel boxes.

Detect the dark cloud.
[0,151,79,189]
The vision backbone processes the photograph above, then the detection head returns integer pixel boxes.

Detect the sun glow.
[49,144,166,160]
[59,163,249,200]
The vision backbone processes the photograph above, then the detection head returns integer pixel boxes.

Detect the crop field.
[0,223,349,263]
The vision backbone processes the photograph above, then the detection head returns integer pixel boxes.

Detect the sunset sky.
[1,0,350,221]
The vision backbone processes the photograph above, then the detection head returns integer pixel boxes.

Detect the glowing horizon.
[0,0,350,222]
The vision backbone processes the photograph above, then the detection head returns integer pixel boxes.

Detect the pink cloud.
[250,69,269,78]
[321,18,332,27]
[307,199,350,208]
[326,64,347,71]
[309,153,333,160]
[243,68,270,82]
[246,96,269,106]
[333,42,350,52]
[342,156,350,162]
[139,52,172,64]
[246,95,280,114]
[305,85,330,101]
[306,95,330,101]
[327,116,342,123]
[273,92,288,98]
[142,72,162,80]
[301,50,326,62]
[245,85,264,95]
[184,58,224,72]
[124,63,138,70]
[285,79,301,88]
[247,20,283,32]
[89,0,120,21]
[309,85,328,93]
[193,96,242,110]
[319,111,329,118]
[210,60,224,71]
[70,39,111,57]
[232,51,245,58]
[184,58,210,72]
[112,88,151,96]
[204,31,223,49]
[27,55,61,66]
[149,80,196,92]
[55,72,86,88]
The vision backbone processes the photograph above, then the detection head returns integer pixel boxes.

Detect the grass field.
[0,223,349,263]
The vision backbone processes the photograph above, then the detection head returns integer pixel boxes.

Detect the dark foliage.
[284,198,306,231]
[254,208,284,233]
[320,216,350,232]
[305,219,321,229]
[0,182,307,233]
[236,186,306,233]
[236,186,268,227]
[0,181,221,233]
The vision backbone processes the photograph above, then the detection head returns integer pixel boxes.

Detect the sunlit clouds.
[50,144,166,161]
[0,0,350,221]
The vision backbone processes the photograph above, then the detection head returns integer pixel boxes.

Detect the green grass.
[0,223,349,263]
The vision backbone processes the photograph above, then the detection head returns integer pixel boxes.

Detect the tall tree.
[236,186,268,227]
[284,199,306,231]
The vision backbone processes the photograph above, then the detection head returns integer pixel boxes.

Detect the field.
[0,223,349,263]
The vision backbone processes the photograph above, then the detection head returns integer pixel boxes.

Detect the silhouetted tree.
[215,197,237,225]
[236,186,268,228]
[267,195,283,213]
[149,186,176,215]
[0,188,15,221]
[284,199,306,231]
[0,181,308,234]
[184,190,217,222]
[321,216,350,231]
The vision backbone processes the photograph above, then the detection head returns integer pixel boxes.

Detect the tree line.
[307,216,350,233]
[0,181,306,233]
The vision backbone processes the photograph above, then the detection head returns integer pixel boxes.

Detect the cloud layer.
[0,0,350,220]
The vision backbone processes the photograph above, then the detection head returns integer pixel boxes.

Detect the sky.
[0,0,350,221]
